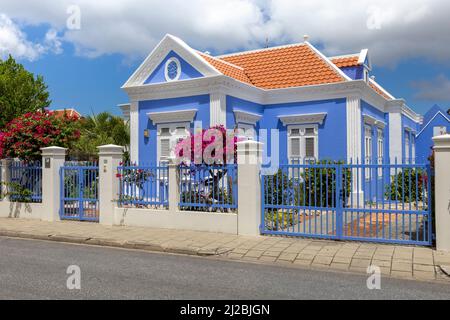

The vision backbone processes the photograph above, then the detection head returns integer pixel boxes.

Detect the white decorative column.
[129,101,139,163]
[389,111,402,163]
[98,144,124,226]
[432,134,450,251]
[237,140,263,236]
[41,146,66,222]
[210,92,226,126]
[1,159,12,200]
[346,96,363,204]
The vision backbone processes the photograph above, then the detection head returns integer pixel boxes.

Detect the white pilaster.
[41,146,66,221]
[389,111,402,164]
[129,101,139,163]
[432,134,450,251]
[237,140,263,236]
[346,96,362,162]
[98,144,124,226]
[168,159,180,212]
[210,92,226,126]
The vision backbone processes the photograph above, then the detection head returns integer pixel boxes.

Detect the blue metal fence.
[261,161,432,246]
[179,164,237,212]
[117,163,169,208]
[9,160,42,203]
[60,162,99,221]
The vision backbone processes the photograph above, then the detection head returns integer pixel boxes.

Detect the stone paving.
[1,218,450,283]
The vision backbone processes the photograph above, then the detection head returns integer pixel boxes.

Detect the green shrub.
[385,168,425,202]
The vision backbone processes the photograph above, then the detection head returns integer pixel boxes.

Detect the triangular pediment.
[122,34,221,88]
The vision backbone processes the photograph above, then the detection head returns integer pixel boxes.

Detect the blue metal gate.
[60,163,99,222]
[261,161,432,246]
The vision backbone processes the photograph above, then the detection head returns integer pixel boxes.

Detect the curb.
[0,230,231,257]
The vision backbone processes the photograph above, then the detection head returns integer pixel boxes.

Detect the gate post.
[98,144,124,226]
[41,146,66,222]
[432,134,450,251]
[1,158,13,200]
[237,140,263,236]
[168,158,179,213]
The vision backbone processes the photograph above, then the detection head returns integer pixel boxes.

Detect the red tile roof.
[198,52,252,85]
[53,109,81,119]
[369,81,392,100]
[203,44,346,89]
[331,55,360,68]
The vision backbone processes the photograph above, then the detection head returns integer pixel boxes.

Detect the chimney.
[370,75,376,81]
[303,35,310,42]
[204,51,211,55]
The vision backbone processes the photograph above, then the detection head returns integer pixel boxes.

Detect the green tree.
[71,111,130,161]
[0,55,50,129]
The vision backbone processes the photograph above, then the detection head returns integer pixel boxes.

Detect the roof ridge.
[304,42,350,82]
[369,78,395,100]
[197,51,245,70]
[328,53,360,60]
[216,42,306,58]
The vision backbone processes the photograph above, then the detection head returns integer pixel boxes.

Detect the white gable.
[122,34,221,88]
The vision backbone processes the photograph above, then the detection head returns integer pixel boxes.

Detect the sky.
[1,0,450,117]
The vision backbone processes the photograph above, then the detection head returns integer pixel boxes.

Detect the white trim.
[389,112,402,163]
[217,42,307,58]
[147,109,197,125]
[363,114,386,129]
[164,57,181,82]
[416,111,450,137]
[358,49,371,70]
[122,34,221,88]
[233,109,262,125]
[346,97,362,162]
[287,124,319,161]
[210,92,226,126]
[118,103,130,121]
[129,101,139,163]
[369,78,395,100]
[123,75,421,125]
[278,112,327,126]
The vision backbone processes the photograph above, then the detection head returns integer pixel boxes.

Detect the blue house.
[415,104,450,162]
[120,34,423,166]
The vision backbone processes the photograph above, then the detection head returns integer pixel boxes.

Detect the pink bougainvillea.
[174,125,243,165]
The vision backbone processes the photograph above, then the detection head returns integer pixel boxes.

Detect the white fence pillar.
[41,146,66,221]
[433,134,450,251]
[237,140,263,236]
[98,144,124,226]
[168,159,179,213]
[1,159,12,200]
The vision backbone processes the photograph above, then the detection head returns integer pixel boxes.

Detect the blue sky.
[2,0,450,116]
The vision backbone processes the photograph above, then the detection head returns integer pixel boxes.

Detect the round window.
[165,58,181,81]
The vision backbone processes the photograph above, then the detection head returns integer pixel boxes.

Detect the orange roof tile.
[53,109,82,119]
[208,44,345,89]
[331,55,360,68]
[198,52,252,85]
[369,81,391,100]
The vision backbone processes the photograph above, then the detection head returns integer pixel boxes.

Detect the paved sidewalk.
[1,218,450,283]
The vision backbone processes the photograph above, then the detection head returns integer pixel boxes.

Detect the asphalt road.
[1,236,450,300]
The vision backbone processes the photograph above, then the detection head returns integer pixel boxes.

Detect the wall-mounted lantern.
[143,129,150,138]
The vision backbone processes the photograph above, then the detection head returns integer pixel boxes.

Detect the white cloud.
[1,0,450,66]
[0,13,63,61]
[412,75,450,101]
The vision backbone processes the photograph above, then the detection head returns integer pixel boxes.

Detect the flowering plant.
[0,110,80,160]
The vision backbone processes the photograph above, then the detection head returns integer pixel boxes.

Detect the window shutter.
[160,138,171,158]
[290,138,301,157]
[305,137,315,158]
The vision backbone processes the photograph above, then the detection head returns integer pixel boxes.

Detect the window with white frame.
[288,125,318,163]
[404,130,410,164]
[236,123,256,141]
[364,124,373,180]
[377,128,384,177]
[157,123,190,163]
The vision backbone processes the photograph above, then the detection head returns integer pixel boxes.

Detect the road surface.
[0,236,449,300]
